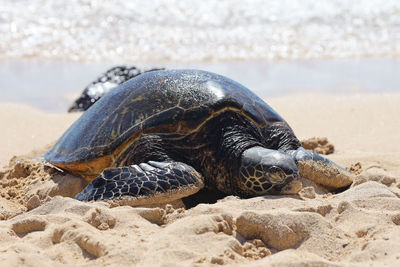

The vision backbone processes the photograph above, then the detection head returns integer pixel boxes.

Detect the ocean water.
[1,0,399,62]
[0,0,399,112]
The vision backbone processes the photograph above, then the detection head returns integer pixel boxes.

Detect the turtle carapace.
[45,69,353,205]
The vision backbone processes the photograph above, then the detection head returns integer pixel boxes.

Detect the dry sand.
[0,93,400,266]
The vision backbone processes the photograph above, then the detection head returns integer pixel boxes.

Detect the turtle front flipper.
[75,161,204,206]
[288,147,353,189]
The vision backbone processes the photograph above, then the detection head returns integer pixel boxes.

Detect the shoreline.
[1,58,399,113]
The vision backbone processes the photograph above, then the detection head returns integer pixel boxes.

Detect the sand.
[0,93,400,266]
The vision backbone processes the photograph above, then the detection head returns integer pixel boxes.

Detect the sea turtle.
[68,65,164,112]
[46,69,353,205]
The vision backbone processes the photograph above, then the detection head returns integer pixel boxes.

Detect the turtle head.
[239,146,302,195]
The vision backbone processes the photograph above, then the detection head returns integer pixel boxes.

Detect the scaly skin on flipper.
[288,148,353,189]
[76,161,204,205]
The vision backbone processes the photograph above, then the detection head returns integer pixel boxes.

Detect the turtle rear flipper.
[75,161,204,206]
[288,148,353,189]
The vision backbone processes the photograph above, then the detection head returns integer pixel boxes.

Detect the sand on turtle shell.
[0,93,400,266]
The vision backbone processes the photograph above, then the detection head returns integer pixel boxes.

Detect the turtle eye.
[268,166,286,184]
[269,166,281,173]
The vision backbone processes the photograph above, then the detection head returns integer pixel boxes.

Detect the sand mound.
[1,162,399,266]
[1,140,400,266]
[301,137,335,155]
[0,159,87,220]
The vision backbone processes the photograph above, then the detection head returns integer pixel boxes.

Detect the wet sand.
[1,59,399,112]
[0,93,400,266]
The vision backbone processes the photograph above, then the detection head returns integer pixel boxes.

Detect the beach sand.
[0,93,400,266]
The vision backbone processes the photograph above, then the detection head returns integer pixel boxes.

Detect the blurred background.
[0,0,399,112]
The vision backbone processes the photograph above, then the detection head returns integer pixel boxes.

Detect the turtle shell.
[45,69,285,177]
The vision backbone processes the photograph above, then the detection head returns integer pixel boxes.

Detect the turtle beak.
[273,174,302,195]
